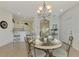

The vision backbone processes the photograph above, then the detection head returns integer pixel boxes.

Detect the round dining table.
[30,39,62,57]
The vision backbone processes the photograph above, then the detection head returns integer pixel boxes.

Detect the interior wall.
[59,4,79,51]
[0,9,13,47]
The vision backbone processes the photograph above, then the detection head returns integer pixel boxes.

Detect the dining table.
[29,38,62,57]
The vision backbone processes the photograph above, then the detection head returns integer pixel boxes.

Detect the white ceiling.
[0,1,78,18]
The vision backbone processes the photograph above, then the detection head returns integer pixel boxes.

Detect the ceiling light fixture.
[37,1,52,19]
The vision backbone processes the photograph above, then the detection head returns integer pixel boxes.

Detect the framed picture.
[0,21,8,29]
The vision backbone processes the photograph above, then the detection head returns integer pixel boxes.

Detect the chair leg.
[67,46,71,57]
[67,50,70,57]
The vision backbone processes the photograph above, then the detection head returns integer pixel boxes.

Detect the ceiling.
[0,1,78,19]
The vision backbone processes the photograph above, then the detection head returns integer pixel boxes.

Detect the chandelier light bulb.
[47,5,51,10]
[37,10,40,14]
[39,6,43,10]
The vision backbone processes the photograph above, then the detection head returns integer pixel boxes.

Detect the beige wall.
[60,4,79,51]
[0,9,13,47]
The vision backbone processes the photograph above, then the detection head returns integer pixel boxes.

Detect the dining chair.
[24,36,33,57]
[53,32,74,57]
[24,35,46,57]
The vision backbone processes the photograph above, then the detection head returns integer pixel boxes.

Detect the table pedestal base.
[44,49,55,57]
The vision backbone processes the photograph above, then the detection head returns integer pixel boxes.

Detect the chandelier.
[37,1,52,19]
